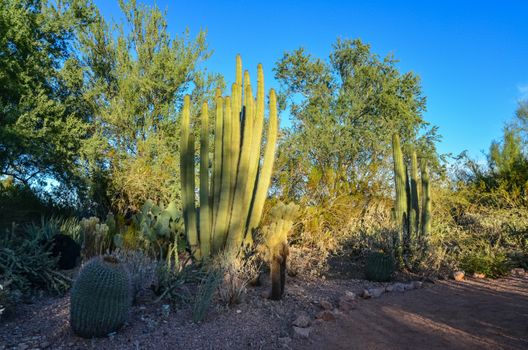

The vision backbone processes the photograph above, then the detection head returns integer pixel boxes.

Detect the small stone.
[453,271,465,281]
[344,291,356,301]
[319,299,333,310]
[17,344,29,350]
[236,309,242,314]
[293,326,312,339]
[338,297,357,312]
[279,336,292,344]
[403,283,415,290]
[472,272,485,279]
[388,283,406,292]
[316,310,335,321]
[361,289,371,298]
[412,281,423,289]
[511,268,525,276]
[368,287,385,298]
[292,315,311,328]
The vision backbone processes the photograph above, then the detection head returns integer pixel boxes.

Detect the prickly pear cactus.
[70,256,132,338]
[364,252,395,282]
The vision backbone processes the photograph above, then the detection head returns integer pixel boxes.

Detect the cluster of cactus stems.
[391,133,431,264]
[180,55,278,259]
[259,202,300,300]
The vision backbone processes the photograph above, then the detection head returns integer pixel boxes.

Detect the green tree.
[273,39,438,204]
[78,0,221,214]
[0,0,96,192]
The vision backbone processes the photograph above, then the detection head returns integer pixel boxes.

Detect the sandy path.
[302,275,528,350]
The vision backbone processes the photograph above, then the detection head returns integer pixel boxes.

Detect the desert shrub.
[0,226,71,298]
[192,265,223,322]
[153,254,200,304]
[214,251,260,306]
[459,246,511,278]
[110,249,156,299]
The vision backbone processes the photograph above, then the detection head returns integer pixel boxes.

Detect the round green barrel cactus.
[70,256,132,338]
[364,252,395,282]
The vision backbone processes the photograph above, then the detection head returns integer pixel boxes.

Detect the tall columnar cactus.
[70,256,132,338]
[409,150,420,243]
[199,102,211,257]
[181,55,279,258]
[420,160,431,238]
[391,134,432,264]
[258,202,300,300]
[391,134,407,259]
[180,96,199,257]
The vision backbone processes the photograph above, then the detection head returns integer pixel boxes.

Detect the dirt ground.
[1,273,527,349]
[302,275,528,350]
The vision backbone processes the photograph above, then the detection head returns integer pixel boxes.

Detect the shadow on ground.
[303,275,528,350]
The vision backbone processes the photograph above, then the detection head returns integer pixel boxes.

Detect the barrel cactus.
[70,256,132,338]
[364,252,395,282]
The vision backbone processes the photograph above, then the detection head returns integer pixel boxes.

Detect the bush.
[460,245,512,278]
[110,249,156,300]
[0,226,71,298]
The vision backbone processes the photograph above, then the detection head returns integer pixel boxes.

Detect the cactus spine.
[70,256,132,338]
[181,55,279,258]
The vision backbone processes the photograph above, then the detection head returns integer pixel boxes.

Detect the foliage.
[192,264,222,322]
[78,0,221,214]
[273,38,438,204]
[110,248,156,300]
[214,250,261,306]
[0,224,71,298]
[70,256,132,338]
[0,0,96,196]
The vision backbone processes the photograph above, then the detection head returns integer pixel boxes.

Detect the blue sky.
[94,0,528,160]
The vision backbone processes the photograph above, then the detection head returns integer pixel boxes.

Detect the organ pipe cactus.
[181,55,279,258]
[391,134,432,264]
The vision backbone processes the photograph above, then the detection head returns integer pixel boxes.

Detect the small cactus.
[258,202,300,300]
[70,256,132,338]
[364,252,395,282]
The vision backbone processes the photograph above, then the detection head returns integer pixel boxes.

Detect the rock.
[511,268,525,276]
[279,336,292,345]
[368,287,385,298]
[316,310,336,321]
[338,297,357,312]
[361,289,371,298]
[343,291,356,301]
[293,326,312,339]
[404,283,415,290]
[292,315,311,328]
[17,344,29,350]
[319,299,333,310]
[412,281,423,289]
[453,271,465,281]
[386,283,405,292]
[472,272,485,279]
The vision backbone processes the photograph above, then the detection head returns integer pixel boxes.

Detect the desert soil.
[1,273,527,350]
